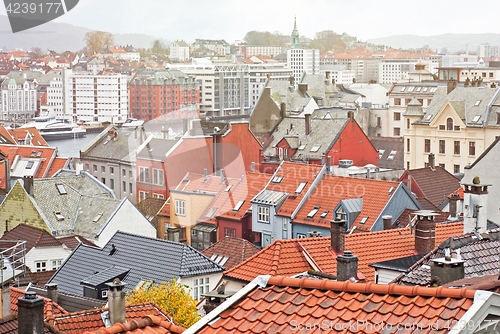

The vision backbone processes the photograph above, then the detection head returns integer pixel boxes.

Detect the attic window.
[430,87,437,93]
[400,87,405,92]
[415,87,422,92]
[359,216,368,224]
[407,86,415,92]
[206,207,217,219]
[56,184,67,195]
[320,210,329,218]
[233,200,245,211]
[37,150,43,157]
[307,206,320,218]
[30,150,36,157]
[93,213,103,223]
[271,176,284,183]
[425,114,432,121]
[26,161,34,169]
[54,211,64,221]
[472,115,481,122]
[310,145,321,153]
[422,87,428,92]
[295,182,307,194]
[224,185,232,192]
[298,144,306,150]
[474,100,481,106]
[388,186,394,194]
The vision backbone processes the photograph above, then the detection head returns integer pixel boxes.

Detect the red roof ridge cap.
[265,277,476,299]
[270,241,282,274]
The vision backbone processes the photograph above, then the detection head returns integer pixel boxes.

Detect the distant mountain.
[367,33,500,53]
[0,15,169,52]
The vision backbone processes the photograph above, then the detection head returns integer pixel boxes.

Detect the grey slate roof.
[415,86,500,126]
[48,230,224,296]
[263,116,349,160]
[394,228,500,286]
[136,138,178,161]
[32,170,121,238]
[80,126,150,165]
[265,79,312,112]
[81,266,130,286]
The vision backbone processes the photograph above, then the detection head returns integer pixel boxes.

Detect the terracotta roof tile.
[199,276,474,334]
[10,286,66,319]
[293,174,400,232]
[46,157,69,177]
[202,236,260,270]
[224,223,463,283]
[48,303,175,333]
[0,144,57,178]
[83,315,185,334]
[1,223,63,251]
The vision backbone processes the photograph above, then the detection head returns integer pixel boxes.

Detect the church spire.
[291,16,299,48]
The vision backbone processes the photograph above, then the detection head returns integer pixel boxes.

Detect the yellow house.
[404,83,500,173]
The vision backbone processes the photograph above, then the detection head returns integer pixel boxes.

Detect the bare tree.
[84,31,114,55]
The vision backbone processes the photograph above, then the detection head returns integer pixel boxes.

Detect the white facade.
[441,54,479,68]
[319,67,356,85]
[287,48,320,86]
[93,198,156,247]
[26,246,72,272]
[1,76,38,121]
[378,60,417,84]
[179,272,222,301]
[478,44,499,58]
[41,69,129,123]
[170,41,190,62]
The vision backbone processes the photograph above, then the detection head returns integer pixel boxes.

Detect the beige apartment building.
[404,82,500,174]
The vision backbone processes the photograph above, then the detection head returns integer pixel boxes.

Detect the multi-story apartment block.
[319,65,355,85]
[167,61,250,116]
[129,69,200,121]
[248,63,292,110]
[286,17,320,85]
[0,72,41,120]
[379,59,417,84]
[103,45,140,62]
[404,82,500,173]
[238,46,283,58]
[169,40,190,62]
[191,39,230,56]
[440,54,479,68]
[40,69,129,123]
[478,44,499,58]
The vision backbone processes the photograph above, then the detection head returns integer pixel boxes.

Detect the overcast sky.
[2,0,500,42]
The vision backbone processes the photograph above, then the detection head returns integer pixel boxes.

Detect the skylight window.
[310,144,321,152]
[271,176,284,183]
[415,87,422,92]
[400,87,405,92]
[30,150,36,157]
[206,207,218,219]
[307,206,320,218]
[37,150,43,157]
[407,86,415,92]
[472,115,481,122]
[430,87,437,93]
[359,216,368,224]
[320,210,329,218]
[425,114,432,121]
[474,100,481,106]
[54,211,64,221]
[298,144,306,150]
[387,155,395,160]
[233,200,245,211]
[224,185,232,192]
[390,150,397,155]
[56,184,67,195]
[422,87,428,92]
[295,182,307,194]
[93,213,103,223]
[26,161,34,169]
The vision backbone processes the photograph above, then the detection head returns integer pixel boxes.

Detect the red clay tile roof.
[1,223,63,252]
[82,315,185,334]
[158,198,171,217]
[10,286,67,319]
[200,172,271,224]
[293,174,400,232]
[0,314,60,333]
[199,276,475,334]
[202,237,260,270]
[224,223,464,283]
[394,209,451,228]
[7,127,48,146]
[0,144,57,178]
[46,157,69,177]
[401,167,461,208]
[48,303,174,333]
[266,162,324,218]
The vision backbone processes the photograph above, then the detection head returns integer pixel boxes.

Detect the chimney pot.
[382,215,393,230]
[106,278,126,325]
[45,283,58,304]
[18,291,44,334]
[337,250,358,281]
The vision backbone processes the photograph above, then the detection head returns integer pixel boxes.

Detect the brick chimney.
[106,278,126,325]
[305,114,311,135]
[45,283,58,304]
[382,215,392,230]
[447,78,457,94]
[337,250,358,281]
[23,175,34,195]
[449,192,460,220]
[463,177,490,234]
[18,291,44,334]
[298,83,308,96]
[280,102,286,119]
[414,210,438,254]
[330,219,346,254]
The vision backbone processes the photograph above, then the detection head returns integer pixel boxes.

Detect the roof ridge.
[267,276,476,299]
[270,241,282,275]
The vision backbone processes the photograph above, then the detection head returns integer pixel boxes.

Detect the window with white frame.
[192,277,210,300]
[257,206,270,223]
[153,193,164,199]
[139,167,150,183]
[51,259,62,270]
[102,290,108,298]
[35,261,46,272]
[175,199,186,216]
[153,169,164,185]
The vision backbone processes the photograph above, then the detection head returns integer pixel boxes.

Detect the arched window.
[447,117,453,130]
